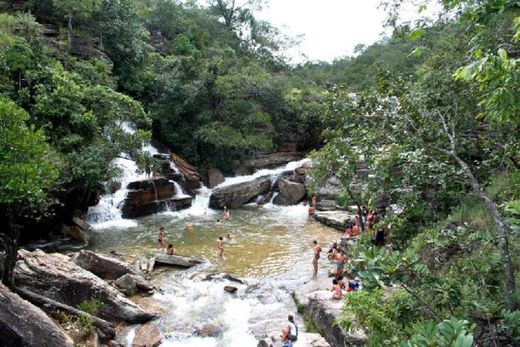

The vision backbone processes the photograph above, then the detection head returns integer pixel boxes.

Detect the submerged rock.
[194,322,224,338]
[14,249,155,323]
[154,254,203,268]
[0,282,74,347]
[224,285,238,294]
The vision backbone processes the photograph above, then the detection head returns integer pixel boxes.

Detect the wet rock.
[133,321,162,347]
[194,322,224,337]
[256,191,274,205]
[273,178,306,205]
[209,175,272,209]
[121,178,192,218]
[224,285,238,294]
[170,152,201,192]
[207,167,225,188]
[312,211,356,231]
[240,152,305,174]
[203,273,244,284]
[14,249,155,323]
[115,274,154,296]
[0,282,74,347]
[114,274,137,296]
[74,250,141,280]
[257,340,270,347]
[72,216,91,231]
[154,254,203,268]
[61,223,88,243]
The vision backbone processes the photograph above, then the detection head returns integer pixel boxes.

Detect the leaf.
[409,28,425,41]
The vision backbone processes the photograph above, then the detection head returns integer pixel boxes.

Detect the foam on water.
[214,158,311,189]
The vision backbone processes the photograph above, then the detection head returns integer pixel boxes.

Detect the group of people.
[342,208,389,247]
[157,205,234,259]
[157,227,176,255]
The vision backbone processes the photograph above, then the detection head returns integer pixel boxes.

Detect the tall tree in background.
[52,0,100,49]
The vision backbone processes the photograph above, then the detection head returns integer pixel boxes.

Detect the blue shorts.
[337,263,344,269]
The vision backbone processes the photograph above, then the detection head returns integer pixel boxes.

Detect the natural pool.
[87,203,340,346]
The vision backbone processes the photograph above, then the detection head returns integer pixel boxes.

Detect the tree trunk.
[67,14,73,50]
[452,153,517,310]
[0,213,20,288]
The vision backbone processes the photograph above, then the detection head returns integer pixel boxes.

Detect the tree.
[0,97,59,286]
[52,0,100,49]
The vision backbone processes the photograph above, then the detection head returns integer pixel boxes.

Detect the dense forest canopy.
[0,0,518,345]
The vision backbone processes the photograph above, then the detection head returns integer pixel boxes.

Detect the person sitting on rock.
[166,244,176,255]
[280,314,298,344]
[331,279,343,300]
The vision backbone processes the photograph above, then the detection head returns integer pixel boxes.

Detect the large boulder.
[207,167,225,188]
[74,250,141,280]
[0,282,74,347]
[209,175,272,209]
[14,249,155,324]
[121,178,192,218]
[272,178,306,205]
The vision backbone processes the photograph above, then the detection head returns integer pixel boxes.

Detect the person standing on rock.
[217,236,224,259]
[158,227,166,251]
[335,249,348,278]
[312,240,322,279]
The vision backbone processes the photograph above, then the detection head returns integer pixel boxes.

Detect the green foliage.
[0,97,59,210]
[402,317,474,347]
[339,289,417,345]
[77,299,103,315]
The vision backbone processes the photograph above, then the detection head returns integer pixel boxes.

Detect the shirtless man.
[312,240,322,279]
[157,227,166,250]
[335,249,348,278]
[216,236,224,259]
[185,222,194,230]
[215,219,222,227]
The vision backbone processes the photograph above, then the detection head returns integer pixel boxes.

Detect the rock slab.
[312,211,356,231]
[14,249,155,324]
[273,178,306,205]
[154,254,203,268]
[74,250,141,280]
[0,282,74,347]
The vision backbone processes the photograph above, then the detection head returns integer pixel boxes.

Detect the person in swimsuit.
[216,236,224,259]
[157,227,166,250]
[215,218,222,227]
[166,244,175,255]
[312,240,322,279]
[335,249,347,278]
[331,279,343,300]
[223,206,230,221]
